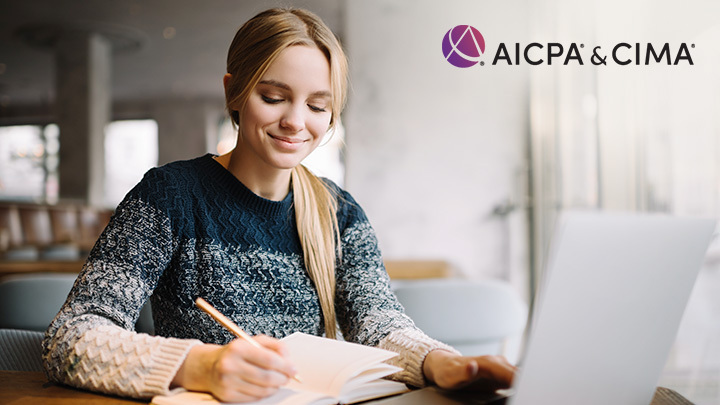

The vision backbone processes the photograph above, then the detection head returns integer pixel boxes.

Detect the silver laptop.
[369,211,716,405]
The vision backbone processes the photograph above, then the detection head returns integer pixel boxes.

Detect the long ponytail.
[292,165,340,338]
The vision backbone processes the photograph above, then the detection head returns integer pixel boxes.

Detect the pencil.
[194,297,302,383]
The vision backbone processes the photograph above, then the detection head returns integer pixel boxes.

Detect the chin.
[269,158,305,171]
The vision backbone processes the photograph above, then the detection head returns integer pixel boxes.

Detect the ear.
[223,73,240,121]
[223,73,232,91]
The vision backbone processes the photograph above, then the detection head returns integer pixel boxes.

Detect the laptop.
[367,211,716,405]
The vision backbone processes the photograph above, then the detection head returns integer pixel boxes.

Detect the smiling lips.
[268,133,307,151]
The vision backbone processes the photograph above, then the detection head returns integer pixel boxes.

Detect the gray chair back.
[393,278,528,359]
[0,328,44,371]
[0,273,154,334]
[0,273,76,331]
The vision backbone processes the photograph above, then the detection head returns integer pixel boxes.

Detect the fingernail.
[468,360,479,377]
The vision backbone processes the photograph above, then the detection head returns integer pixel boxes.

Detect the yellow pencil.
[195,297,302,383]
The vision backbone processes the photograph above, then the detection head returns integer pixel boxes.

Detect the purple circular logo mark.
[442,25,485,68]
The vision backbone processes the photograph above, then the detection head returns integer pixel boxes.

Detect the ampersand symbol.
[591,46,607,65]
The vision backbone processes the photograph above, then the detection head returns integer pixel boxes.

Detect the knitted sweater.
[43,154,456,399]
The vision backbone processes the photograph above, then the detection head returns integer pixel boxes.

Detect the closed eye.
[261,95,282,104]
[308,104,327,113]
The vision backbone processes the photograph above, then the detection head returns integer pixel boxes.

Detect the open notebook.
[151,332,410,405]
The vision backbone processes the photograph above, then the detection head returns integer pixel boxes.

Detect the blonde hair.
[225,8,348,338]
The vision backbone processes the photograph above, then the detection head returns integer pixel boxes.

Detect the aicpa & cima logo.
[441,25,695,67]
[442,25,485,68]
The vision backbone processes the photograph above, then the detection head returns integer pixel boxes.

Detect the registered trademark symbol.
[480,61,485,66]
[580,44,584,48]
[691,44,695,48]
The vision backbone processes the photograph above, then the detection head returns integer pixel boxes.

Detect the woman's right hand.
[172,335,297,402]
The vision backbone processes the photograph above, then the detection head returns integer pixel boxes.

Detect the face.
[233,45,332,172]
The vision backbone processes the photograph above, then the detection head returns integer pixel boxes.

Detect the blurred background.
[0,0,719,402]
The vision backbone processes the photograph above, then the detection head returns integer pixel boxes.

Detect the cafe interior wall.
[342,0,533,294]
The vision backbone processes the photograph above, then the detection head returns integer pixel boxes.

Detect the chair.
[0,204,24,249]
[136,300,155,335]
[48,206,80,244]
[17,205,53,247]
[0,204,40,260]
[78,207,113,253]
[393,278,527,362]
[41,206,82,260]
[0,273,76,331]
[0,328,44,371]
[0,273,154,334]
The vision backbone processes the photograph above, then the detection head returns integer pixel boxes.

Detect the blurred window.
[0,120,158,207]
[104,119,158,207]
[0,124,58,202]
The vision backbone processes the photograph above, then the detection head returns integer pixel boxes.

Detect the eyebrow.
[258,79,332,98]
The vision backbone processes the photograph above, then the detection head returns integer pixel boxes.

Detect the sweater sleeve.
[334,195,459,388]
[42,169,202,399]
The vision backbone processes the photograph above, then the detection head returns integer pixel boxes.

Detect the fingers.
[226,336,297,382]
[474,355,516,386]
[209,336,297,402]
[253,335,291,359]
[212,378,280,403]
[466,359,479,378]
[443,357,483,388]
[248,335,298,379]
[428,352,517,391]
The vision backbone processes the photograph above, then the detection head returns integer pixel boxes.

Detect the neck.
[216,149,292,201]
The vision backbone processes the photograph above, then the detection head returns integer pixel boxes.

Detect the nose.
[280,103,305,133]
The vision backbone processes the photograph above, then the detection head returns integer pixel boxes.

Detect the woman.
[43,8,515,402]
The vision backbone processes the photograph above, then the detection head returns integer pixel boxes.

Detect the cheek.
[243,101,278,127]
[307,114,333,138]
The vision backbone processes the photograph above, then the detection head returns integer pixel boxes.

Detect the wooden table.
[0,371,143,404]
[0,370,694,405]
[365,385,695,404]
[0,259,454,281]
[0,260,84,278]
[383,260,452,279]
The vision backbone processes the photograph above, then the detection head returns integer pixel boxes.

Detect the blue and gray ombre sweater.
[43,154,455,399]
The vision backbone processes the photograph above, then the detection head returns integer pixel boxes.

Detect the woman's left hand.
[422,349,516,391]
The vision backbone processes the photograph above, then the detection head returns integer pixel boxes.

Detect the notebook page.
[340,363,402,392]
[151,389,336,405]
[282,332,398,397]
[338,379,410,404]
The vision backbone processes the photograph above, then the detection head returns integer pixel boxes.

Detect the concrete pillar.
[55,32,111,206]
[155,101,223,165]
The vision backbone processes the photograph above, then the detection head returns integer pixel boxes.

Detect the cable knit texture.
[43,154,457,399]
